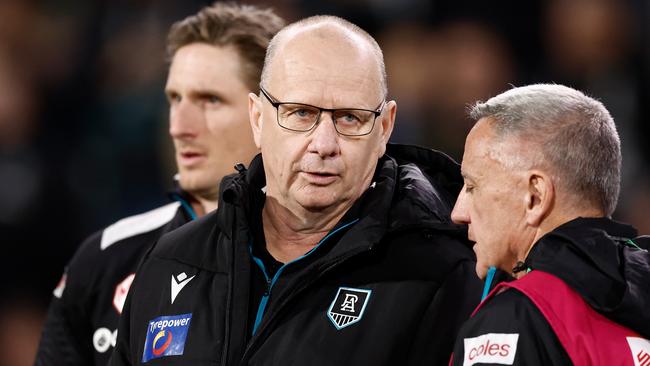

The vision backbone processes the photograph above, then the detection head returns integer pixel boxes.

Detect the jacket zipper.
[240,245,371,364]
[249,219,360,336]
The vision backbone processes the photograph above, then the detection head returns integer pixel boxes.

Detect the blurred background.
[0,0,648,364]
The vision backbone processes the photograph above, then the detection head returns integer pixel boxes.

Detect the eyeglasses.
[259,86,385,136]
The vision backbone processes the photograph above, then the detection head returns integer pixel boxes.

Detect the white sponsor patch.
[93,327,117,353]
[463,333,519,366]
[628,337,650,366]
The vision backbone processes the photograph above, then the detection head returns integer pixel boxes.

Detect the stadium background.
[0,0,648,364]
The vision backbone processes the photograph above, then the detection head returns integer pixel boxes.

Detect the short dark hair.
[167,2,285,91]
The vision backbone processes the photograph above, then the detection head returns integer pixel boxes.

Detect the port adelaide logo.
[327,287,372,330]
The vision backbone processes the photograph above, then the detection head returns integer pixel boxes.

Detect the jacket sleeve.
[35,232,105,366]
[406,258,483,365]
[449,290,572,365]
[34,269,94,366]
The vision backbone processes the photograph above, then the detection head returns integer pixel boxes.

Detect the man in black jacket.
[35,4,285,365]
[110,15,483,365]
[450,84,650,365]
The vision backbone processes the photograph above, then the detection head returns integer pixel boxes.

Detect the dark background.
[0,0,648,364]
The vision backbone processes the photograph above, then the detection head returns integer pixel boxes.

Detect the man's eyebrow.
[193,88,226,98]
[460,171,477,182]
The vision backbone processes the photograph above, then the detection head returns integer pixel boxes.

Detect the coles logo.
[142,313,192,363]
[627,337,650,366]
[463,333,519,366]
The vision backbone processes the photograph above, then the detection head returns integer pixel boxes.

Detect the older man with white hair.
[110,15,482,365]
[449,84,650,365]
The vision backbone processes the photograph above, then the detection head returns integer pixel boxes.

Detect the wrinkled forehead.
[464,118,536,176]
[465,119,497,154]
[266,26,383,104]
[463,119,506,171]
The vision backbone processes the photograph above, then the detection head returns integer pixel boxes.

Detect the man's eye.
[334,111,365,126]
[291,108,316,119]
[465,185,474,193]
[167,94,181,104]
[207,95,220,104]
[342,113,361,122]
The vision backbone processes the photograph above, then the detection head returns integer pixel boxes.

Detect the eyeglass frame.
[259,86,386,137]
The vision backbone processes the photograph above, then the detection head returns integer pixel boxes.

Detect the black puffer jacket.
[110,144,483,365]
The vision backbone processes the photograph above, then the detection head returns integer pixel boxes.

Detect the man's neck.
[261,198,353,263]
[191,196,218,218]
[514,206,605,279]
[531,206,605,246]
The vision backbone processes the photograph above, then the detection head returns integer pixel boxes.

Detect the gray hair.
[469,83,621,216]
[260,15,388,97]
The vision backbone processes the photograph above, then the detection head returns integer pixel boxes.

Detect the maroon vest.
[477,270,650,365]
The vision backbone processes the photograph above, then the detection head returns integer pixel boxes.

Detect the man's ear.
[377,100,396,157]
[525,170,554,227]
[248,92,263,149]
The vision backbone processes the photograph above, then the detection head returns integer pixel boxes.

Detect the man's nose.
[306,112,341,157]
[169,99,203,139]
[451,188,470,224]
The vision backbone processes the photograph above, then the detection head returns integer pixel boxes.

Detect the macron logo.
[170,272,195,304]
[628,337,650,366]
[463,333,519,366]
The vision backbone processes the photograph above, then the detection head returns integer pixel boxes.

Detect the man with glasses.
[258,87,385,137]
[111,15,482,365]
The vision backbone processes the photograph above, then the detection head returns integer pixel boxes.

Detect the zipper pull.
[234,163,247,174]
[263,278,271,297]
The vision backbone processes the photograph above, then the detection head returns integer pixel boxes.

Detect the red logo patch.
[113,273,135,314]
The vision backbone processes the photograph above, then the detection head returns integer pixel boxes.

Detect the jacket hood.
[384,143,464,229]
[527,217,650,338]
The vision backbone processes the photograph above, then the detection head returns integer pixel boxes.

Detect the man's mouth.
[181,152,202,158]
[301,171,338,185]
[178,150,206,166]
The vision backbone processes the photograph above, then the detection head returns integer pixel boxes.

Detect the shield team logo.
[327,287,372,330]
